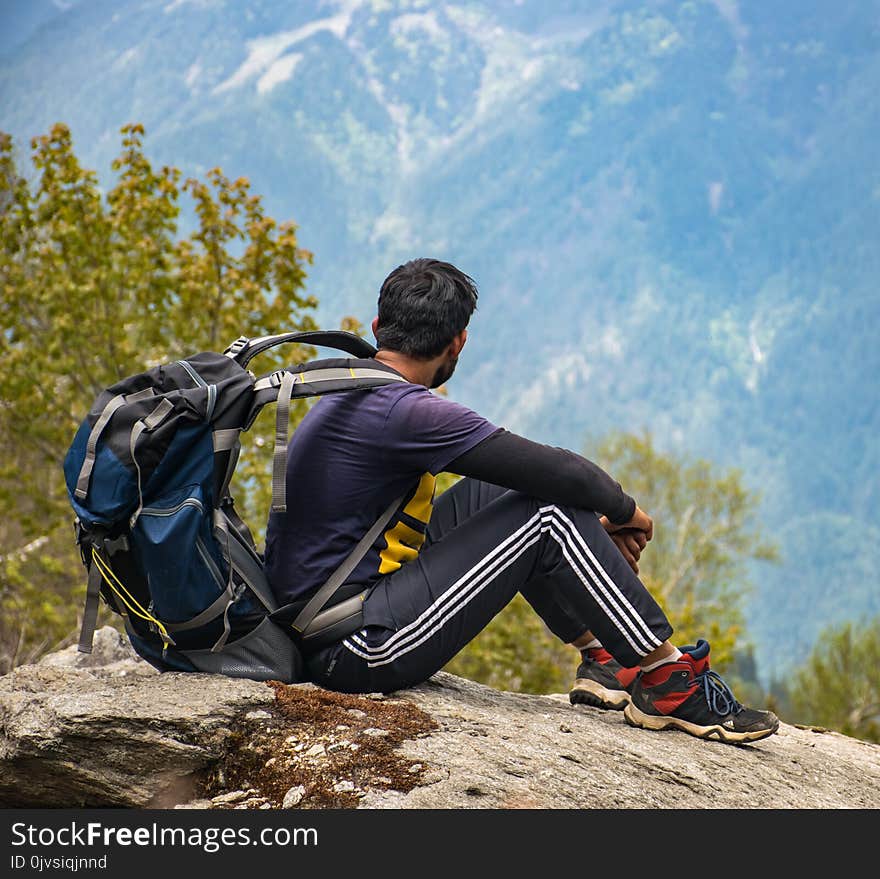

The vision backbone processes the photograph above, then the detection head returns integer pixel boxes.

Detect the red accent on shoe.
[639,660,693,715]
[616,665,639,689]
[637,649,713,716]
[586,646,615,665]
[651,692,693,714]
[639,661,680,685]
[681,646,711,676]
[587,646,639,689]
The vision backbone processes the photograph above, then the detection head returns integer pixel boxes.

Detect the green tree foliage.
[0,122,317,672]
[783,618,880,743]
[591,432,777,668]
[445,432,776,693]
[444,592,575,694]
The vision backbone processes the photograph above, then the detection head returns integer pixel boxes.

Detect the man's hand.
[602,505,654,540]
[599,506,653,574]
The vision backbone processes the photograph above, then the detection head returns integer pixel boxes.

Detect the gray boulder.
[1,627,878,809]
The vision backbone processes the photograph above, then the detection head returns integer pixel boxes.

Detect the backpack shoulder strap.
[289,493,404,636]
[266,359,409,513]
[254,361,408,395]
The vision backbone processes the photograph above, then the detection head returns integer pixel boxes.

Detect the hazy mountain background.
[2,0,878,682]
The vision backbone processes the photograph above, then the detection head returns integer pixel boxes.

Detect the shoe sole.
[569,678,631,711]
[623,702,779,744]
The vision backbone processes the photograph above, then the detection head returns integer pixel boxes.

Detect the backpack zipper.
[178,359,206,387]
[177,360,217,421]
[140,498,204,517]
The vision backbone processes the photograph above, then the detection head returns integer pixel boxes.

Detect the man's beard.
[430,355,459,389]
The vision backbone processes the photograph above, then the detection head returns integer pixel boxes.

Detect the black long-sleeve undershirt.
[445,428,636,525]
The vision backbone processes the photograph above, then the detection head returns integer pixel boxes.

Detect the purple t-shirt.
[264,373,499,605]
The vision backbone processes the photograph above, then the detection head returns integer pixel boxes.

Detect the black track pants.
[305,478,673,693]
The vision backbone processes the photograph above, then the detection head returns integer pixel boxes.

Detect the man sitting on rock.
[265,258,779,745]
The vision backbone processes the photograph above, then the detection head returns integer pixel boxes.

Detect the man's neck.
[373,349,435,387]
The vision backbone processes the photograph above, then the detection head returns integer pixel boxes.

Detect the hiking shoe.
[569,646,638,710]
[623,640,779,744]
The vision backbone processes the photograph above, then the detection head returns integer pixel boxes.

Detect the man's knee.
[429,477,513,542]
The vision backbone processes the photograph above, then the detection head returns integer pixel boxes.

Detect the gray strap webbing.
[126,387,159,404]
[219,501,253,550]
[75,395,125,500]
[77,559,104,654]
[128,420,148,527]
[128,398,174,527]
[291,494,404,634]
[253,374,278,392]
[214,598,234,653]
[205,508,238,651]
[74,386,157,501]
[212,429,240,452]
[271,370,297,513]
[164,581,236,633]
[214,510,277,613]
[143,397,173,430]
[218,443,241,504]
[254,367,408,392]
[214,429,242,506]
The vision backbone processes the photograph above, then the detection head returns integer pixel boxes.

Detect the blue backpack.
[63,331,407,681]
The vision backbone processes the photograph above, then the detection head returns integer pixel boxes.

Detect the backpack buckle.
[223,336,250,360]
[103,534,130,556]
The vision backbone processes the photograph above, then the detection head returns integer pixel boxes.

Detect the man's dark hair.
[375,258,479,358]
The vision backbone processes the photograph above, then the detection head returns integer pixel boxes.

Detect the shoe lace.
[692,669,742,716]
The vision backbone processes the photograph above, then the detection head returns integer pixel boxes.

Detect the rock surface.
[1,628,878,809]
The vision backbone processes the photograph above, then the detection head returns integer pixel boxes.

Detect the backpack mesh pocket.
[132,484,225,624]
[180,617,303,682]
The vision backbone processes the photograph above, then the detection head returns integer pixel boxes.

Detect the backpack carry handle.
[225,330,377,369]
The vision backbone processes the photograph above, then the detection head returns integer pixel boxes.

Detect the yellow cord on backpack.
[90,548,174,652]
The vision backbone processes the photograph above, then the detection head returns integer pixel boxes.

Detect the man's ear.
[451,328,468,356]
[371,316,379,340]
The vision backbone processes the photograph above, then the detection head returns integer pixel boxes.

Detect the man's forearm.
[446,428,636,524]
